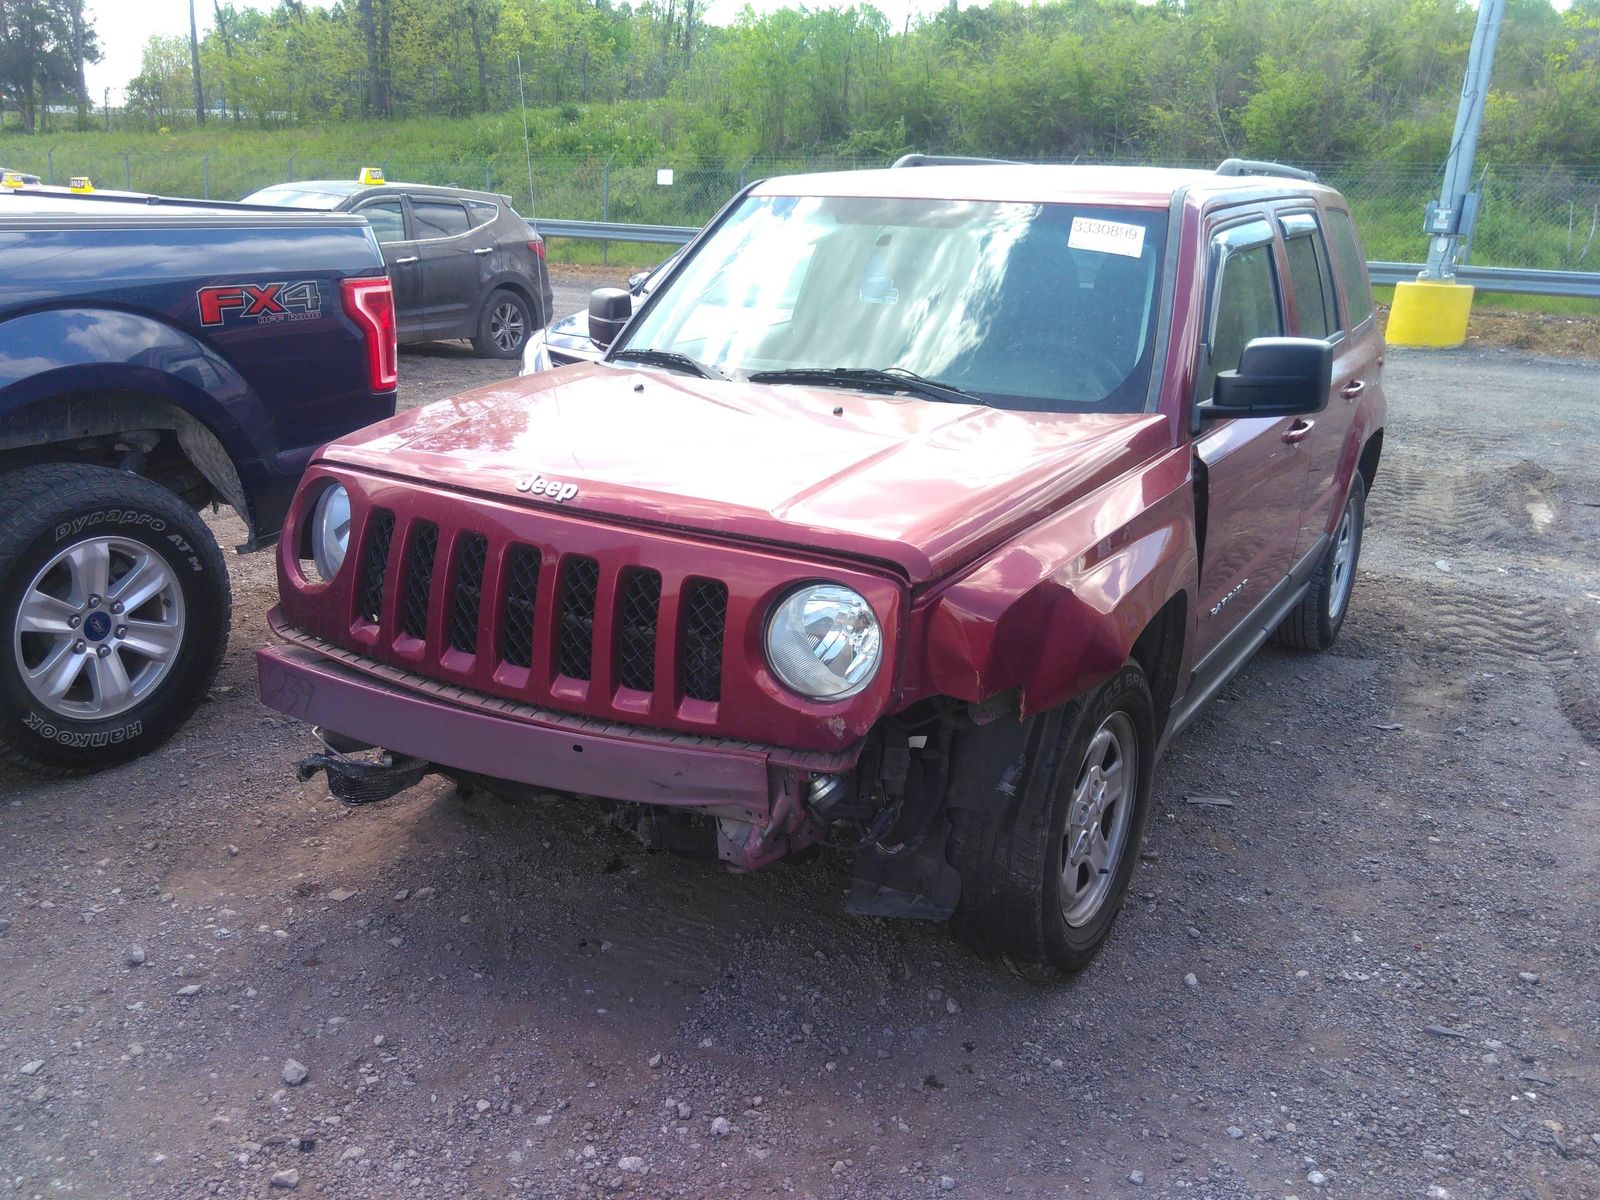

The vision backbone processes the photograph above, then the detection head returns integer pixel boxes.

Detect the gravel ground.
[2,321,1597,1199]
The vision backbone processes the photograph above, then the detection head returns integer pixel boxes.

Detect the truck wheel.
[0,464,230,777]
[947,665,1156,978]
[473,288,533,358]
[1274,474,1366,652]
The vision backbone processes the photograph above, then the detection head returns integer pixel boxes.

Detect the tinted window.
[1284,233,1335,339]
[1200,240,1281,400]
[465,199,499,229]
[1327,209,1373,326]
[413,199,470,239]
[357,199,406,244]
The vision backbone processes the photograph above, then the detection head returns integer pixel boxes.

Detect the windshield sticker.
[1068,217,1146,259]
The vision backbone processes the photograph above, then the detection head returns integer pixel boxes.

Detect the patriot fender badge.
[197,280,322,327]
[516,475,579,503]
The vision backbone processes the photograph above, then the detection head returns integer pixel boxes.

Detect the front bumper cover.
[256,636,859,827]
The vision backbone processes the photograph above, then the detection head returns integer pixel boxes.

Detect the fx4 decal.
[198,280,322,327]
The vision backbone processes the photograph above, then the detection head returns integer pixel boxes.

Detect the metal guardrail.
[536,219,698,245]
[1368,261,1600,299]
[534,220,1600,299]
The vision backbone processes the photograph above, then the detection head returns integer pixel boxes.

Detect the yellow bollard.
[1386,279,1475,349]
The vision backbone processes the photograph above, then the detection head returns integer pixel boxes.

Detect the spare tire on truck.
[0,464,230,776]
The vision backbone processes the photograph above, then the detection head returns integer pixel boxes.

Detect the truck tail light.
[341,277,398,392]
[528,239,546,261]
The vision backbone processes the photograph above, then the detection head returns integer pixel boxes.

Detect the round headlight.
[309,484,351,582]
[765,584,882,701]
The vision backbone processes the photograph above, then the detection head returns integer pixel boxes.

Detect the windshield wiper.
[745,366,988,407]
[610,347,726,380]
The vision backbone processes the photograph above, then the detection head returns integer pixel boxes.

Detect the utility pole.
[1419,0,1504,281]
[189,0,207,125]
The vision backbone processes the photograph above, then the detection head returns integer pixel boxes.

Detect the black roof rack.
[1215,158,1318,183]
[891,153,1019,169]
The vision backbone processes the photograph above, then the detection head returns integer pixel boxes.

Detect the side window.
[465,199,499,229]
[1283,233,1335,339]
[1199,232,1282,401]
[357,199,406,245]
[1326,209,1373,327]
[412,199,471,240]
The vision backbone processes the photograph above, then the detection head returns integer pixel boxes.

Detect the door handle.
[1339,380,1365,401]
[1281,418,1315,445]
[393,255,419,265]
[473,246,494,256]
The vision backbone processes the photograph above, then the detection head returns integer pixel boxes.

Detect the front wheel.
[473,288,533,359]
[947,665,1156,978]
[0,464,230,776]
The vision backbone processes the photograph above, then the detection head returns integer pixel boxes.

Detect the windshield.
[240,183,358,209]
[618,194,1168,412]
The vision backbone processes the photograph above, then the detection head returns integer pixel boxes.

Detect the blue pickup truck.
[0,187,397,775]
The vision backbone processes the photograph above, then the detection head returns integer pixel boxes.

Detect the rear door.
[410,196,480,336]
[1300,205,1383,538]
[1190,214,1305,664]
[350,195,423,337]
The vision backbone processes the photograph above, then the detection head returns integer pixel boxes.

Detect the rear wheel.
[0,464,230,776]
[948,665,1156,977]
[1274,473,1366,651]
[473,288,533,359]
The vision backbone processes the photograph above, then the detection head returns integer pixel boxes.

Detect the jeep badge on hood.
[516,474,579,502]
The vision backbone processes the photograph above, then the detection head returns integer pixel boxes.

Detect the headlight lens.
[765,584,882,701]
[519,328,552,376]
[309,484,352,582]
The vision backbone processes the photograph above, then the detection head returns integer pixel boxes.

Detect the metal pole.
[1421,0,1504,280]
[123,152,131,191]
[46,146,54,184]
[602,154,614,266]
[287,156,294,182]
[203,154,210,199]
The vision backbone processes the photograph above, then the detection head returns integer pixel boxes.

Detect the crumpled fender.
[915,445,1197,716]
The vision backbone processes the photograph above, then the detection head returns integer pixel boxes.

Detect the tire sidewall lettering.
[52,510,168,544]
[22,710,144,747]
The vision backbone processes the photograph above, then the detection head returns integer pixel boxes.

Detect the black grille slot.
[557,556,600,680]
[681,579,727,702]
[500,545,542,668]
[616,569,662,692]
[399,521,439,640]
[357,508,395,624]
[448,533,488,654]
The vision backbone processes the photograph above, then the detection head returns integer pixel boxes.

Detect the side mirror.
[1201,337,1333,420]
[588,287,632,348]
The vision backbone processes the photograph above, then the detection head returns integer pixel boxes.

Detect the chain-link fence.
[5,146,1597,272]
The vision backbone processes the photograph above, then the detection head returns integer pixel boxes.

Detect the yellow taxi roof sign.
[1,171,27,189]
[69,176,94,193]
[357,167,386,185]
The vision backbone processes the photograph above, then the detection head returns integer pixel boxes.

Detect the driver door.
[1190,216,1308,665]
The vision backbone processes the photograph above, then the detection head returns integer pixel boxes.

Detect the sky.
[83,0,964,101]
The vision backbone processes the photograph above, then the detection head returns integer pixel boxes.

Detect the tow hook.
[295,746,432,806]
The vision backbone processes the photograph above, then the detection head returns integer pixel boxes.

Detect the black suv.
[244,174,554,359]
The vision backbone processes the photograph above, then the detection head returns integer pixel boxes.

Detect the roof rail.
[1215,158,1318,183]
[891,153,1019,169]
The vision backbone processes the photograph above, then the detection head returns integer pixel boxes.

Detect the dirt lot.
[2,320,1598,1199]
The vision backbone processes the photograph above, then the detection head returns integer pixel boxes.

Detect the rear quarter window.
[1326,209,1373,327]
[466,200,499,229]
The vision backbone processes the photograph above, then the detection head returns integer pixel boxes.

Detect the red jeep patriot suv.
[258,158,1385,977]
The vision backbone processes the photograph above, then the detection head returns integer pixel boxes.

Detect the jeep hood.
[321,362,1171,583]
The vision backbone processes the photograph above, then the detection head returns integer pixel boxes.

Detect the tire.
[1274,473,1366,652]
[947,665,1157,978]
[0,464,230,776]
[472,288,533,359]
